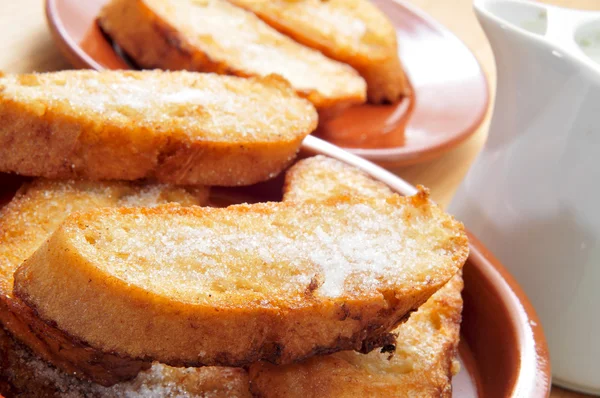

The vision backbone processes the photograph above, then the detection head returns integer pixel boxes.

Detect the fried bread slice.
[228,0,410,103]
[98,0,367,112]
[0,327,251,398]
[249,155,463,397]
[0,180,210,386]
[14,194,468,371]
[0,70,316,186]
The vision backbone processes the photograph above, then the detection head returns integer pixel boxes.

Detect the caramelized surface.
[14,193,467,368]
[0,71,315,185]
[0,71,315,143]
[20,197,464,303]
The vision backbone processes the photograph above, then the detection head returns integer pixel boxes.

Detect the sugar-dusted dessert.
[229,0,411,103]
[14,193,468,379]
[250,155,463,397]
[0,180,210,386]
[0,70,317,186]
[98,0,367,112]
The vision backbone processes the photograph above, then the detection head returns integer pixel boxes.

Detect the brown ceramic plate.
[0,136,549,397]
[44,0,489,167]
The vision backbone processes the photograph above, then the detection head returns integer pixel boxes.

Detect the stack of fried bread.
[0,69,467,397]
[97,0,410,109]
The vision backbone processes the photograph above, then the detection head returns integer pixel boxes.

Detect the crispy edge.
[0,295,151,387]
[248,276,463,398]
[13,196,468,379]
[97,0,366,112]
[0,324,252,398]
[0,75,313,186]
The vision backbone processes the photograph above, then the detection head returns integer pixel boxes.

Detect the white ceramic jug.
[450,0,600,394]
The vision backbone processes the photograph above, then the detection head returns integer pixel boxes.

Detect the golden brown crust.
[0,70,316,186]
[247,156,463,397]
[0,296,151,387]
[248,276,463,398]
[359,54,411,104]
[13,195,468,379]
[98,0,367,112]
[228,0,411,103]
[0,180,209,386]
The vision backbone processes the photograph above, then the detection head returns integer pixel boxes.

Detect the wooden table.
[0,0,598,396]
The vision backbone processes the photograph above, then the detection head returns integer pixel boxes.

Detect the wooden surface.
[0,0,598,396]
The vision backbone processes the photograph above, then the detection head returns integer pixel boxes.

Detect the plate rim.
[45,0,107,71]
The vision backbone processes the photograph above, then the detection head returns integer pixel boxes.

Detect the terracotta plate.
[0,136,549,397]
[44,0,489,167]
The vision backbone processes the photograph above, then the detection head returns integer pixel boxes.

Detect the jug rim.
[473,0,600,79]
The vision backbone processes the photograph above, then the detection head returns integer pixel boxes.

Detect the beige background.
[0,0,598,396]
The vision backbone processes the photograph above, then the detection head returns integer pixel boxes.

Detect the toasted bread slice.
[0,180,210,386]
[0,327,251,398]
[0,70,316,186]
[228,0,410,103]
[14,194,468,370]
[249,155,463,397]
[98,0,367,112]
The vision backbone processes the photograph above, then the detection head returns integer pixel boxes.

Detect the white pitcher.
[449,0,600,394]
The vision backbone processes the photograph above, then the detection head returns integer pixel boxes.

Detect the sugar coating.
[0,181,241,396]
[229,0,397,58]
[0,180,206,292]
[249,156,463,396]
[0,70,316,142]
[75,198,460,301]
[143,0,366,98]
